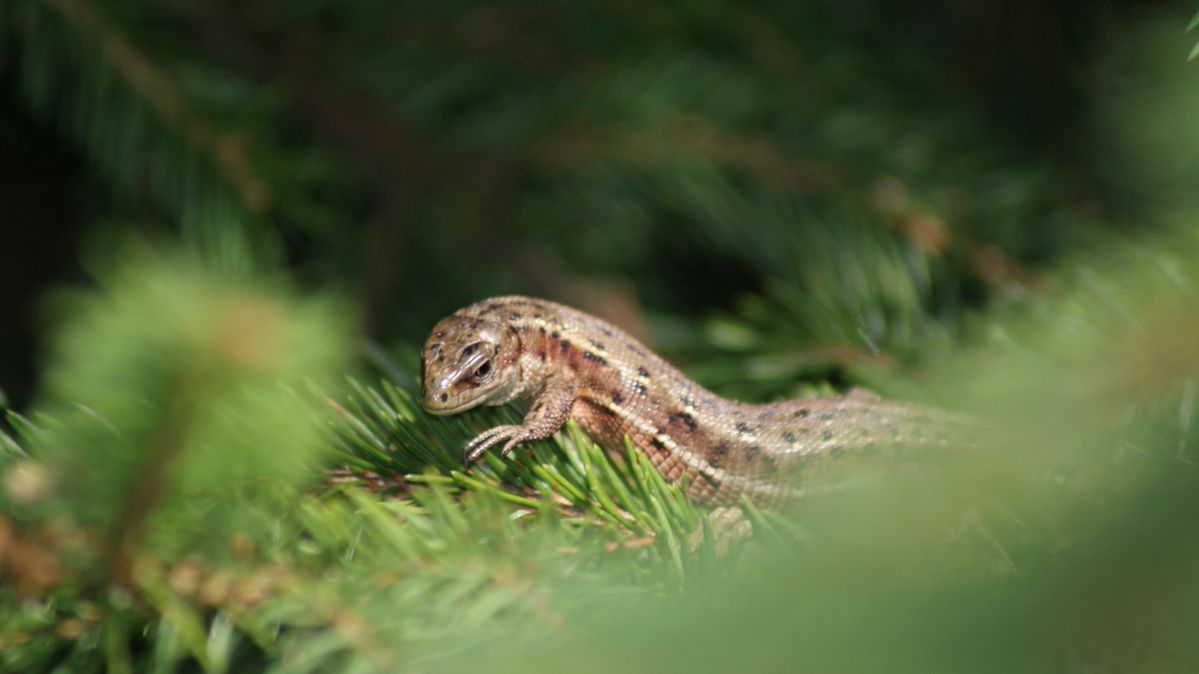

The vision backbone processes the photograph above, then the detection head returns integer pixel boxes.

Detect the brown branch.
[40,0,272,213]
[536,114,844,195]
[156,0,444,189]
[870,175,1040,287]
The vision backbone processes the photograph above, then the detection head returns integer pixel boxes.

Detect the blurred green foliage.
[3,0,1199,672]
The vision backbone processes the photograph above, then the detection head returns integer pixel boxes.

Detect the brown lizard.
[420,296,954,505]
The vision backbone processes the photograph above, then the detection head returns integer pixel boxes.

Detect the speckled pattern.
[420,296,951,505]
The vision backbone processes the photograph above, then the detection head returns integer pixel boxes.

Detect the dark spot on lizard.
[582,351,608,366]
[735,422,752,434]
[612,392,625,404]
[820,431,834,442]
[439,393,449,402]
[762,455,777,469]
[588,339,606,351]
[681,395,696,409]
[539,326,546,334]
[599,327,614,337]
[551,331,560,339]
[794,408,809,418]
[632,381,647,396]
[649,437,667,451]
[783,431,797,445]
[745,445,761,462]
[700,472,722,488]
[560,339,572,353]
[668,412,697,432]
[509,312,521,320]
[759,409,775,420]
[627,343,645,355]
[637,366,651,378]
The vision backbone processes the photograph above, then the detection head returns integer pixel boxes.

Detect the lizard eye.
[474,360,493,381]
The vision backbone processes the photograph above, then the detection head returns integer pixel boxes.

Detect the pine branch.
[2,0,298,268]
[326,377,708,554]
[0,247,745,672]
[40,0,270,213]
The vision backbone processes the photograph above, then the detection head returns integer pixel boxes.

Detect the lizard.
[419,295,956,506]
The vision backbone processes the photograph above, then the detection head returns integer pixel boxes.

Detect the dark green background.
[2,0,1190,408]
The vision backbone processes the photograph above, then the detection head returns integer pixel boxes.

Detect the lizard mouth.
[421,389,487,415]
[423,401,473,415]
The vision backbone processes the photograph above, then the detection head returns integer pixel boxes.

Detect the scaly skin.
[420,296,952,505]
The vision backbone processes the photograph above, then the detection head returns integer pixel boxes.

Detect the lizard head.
[420,314,520,415]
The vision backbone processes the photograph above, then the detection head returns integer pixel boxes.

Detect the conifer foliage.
[3,1,1199,672]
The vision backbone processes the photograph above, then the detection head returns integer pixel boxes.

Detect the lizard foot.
[463,425,531,464]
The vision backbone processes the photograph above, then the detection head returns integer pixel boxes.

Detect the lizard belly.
[569,396,776,505]
[569,397,692,483]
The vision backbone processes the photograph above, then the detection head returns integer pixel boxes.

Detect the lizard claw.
[463,424,523,464]
[499,436,523,459]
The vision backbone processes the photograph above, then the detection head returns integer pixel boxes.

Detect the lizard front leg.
[463,377,576,464]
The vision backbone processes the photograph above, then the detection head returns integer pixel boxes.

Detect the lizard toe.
[498,435,526,459]
[463,425,519,464]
